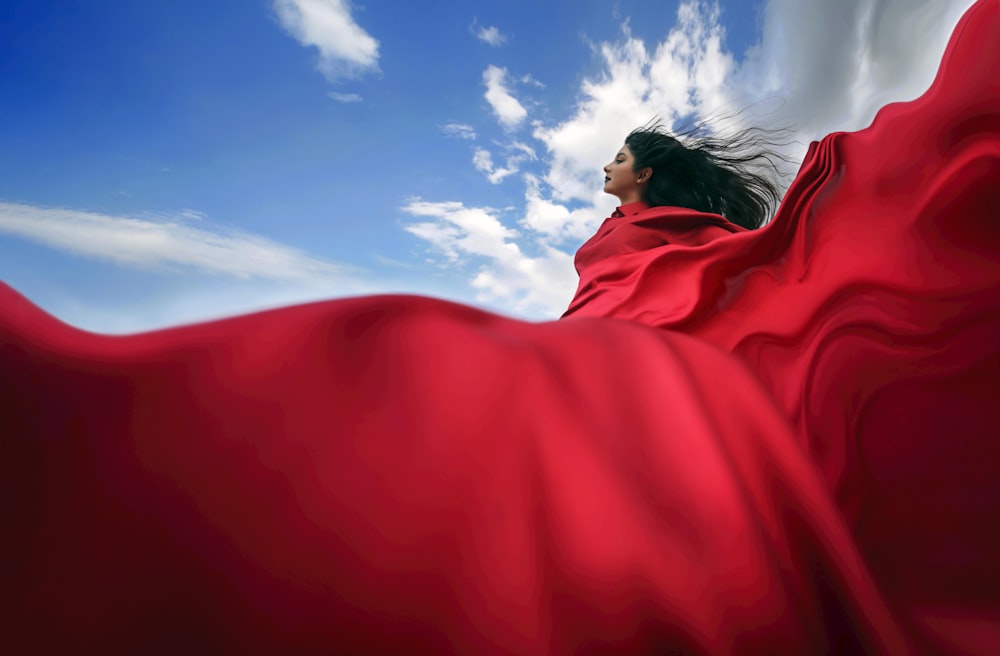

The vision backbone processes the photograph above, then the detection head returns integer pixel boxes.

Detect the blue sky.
[0,0,974,332]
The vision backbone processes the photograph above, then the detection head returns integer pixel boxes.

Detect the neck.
[616,190,646,205]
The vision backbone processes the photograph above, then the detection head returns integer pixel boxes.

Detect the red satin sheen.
[3,1,1000,653]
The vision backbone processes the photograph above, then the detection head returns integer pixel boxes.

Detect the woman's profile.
[604,121,786,228]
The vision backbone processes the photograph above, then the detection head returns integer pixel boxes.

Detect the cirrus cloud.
[0,201,362,285]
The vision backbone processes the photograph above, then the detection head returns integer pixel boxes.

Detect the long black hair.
[624,119,793,229]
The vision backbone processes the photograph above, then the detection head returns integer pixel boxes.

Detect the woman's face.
[603,144,649,204]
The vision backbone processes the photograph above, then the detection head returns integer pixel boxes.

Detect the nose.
[603,163,611,173]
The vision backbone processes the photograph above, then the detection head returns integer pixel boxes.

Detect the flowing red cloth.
[567,200,746,310]
[562,2,1000,650]
[2,1,999,654]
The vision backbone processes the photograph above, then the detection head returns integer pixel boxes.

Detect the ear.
[637,167,653,183]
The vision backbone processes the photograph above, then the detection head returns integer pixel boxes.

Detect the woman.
[2,1,998,653]
[603,122,784,229]
[565,123,785,319]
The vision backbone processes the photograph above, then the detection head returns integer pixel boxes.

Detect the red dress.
[2,1,999,653]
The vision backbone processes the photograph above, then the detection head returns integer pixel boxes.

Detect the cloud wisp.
[474,24,507,47]
[441,123,478,140]
[471,143,537,185]
[273,0,380,81]
[329,91,363,103]
[483,65,528,129]
[0,201,363,286]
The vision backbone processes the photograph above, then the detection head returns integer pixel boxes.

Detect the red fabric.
[567,201,745,310]
[2,1,999,653]
[562,2,1000,650]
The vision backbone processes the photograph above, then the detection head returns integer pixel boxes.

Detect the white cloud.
[273,0,379,81]
[472,149,511,184]
[329,91,363,103]
[471,142,538,185]
[441,122,478,139]
[0,201,362,286]
[403,200,519,262]
[475,24,507,47]
[483,65,528,129]
[520,174,604,245]
[402,199,576,316]
[520,74,545,89]
[730,0,974,146]
[472,147,529,185]
[178,209,206,221]
[511,141,538,160]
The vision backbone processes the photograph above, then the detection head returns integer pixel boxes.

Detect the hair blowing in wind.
[625,119,795,229]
